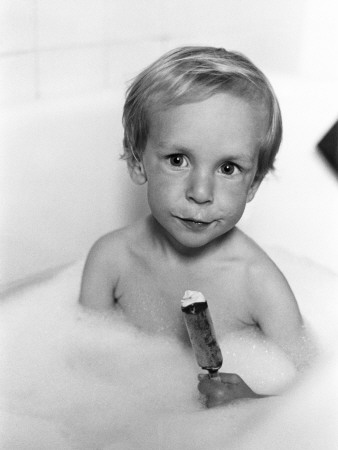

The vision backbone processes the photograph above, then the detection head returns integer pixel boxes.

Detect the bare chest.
[115,258,253,342]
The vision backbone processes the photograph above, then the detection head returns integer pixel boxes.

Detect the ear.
[246,177,262,203]
[127,157,147,185]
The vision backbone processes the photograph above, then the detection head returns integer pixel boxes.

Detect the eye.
[220,162,239,176]
[168,154,188,168]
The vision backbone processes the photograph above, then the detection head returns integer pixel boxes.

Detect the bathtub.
[1,76,338,449]
[1,249,338,449]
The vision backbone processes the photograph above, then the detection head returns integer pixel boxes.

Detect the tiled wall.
[1,0,317,107]
[2,0,338,108]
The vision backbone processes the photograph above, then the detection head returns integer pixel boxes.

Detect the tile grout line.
[33,0,40,100]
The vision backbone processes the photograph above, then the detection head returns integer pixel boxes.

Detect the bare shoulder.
[232,228,302,324]
[85,216,149,265]
[79,219,146,309]
[231,228,291,287]
[86,227,131,268]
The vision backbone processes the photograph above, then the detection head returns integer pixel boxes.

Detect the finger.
[197,373,220,382]
[206,396,232,408]
[198,378,212,394]
[205,387,230,407]
[219,373,242,384]
[198,380,225,397]
[197,373,207,381]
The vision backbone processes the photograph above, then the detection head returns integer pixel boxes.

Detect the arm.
[248,258,307,368]
[79,234,118,310]
[198,257,309,408]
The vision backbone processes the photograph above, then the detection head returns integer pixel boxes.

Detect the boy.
[79,46,305,407]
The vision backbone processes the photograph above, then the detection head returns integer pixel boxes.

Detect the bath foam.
[0,251,338,449]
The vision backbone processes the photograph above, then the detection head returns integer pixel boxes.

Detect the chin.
[170,231,222,251]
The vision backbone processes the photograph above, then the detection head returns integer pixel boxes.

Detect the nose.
[186,170,214,204]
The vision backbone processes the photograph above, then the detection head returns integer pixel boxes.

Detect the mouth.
[176,217,214,231]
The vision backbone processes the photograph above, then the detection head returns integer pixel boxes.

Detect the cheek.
[146,175,174,214]
[217,187,249,219]
[147,171,181,199]
[218,181,249,205]
[147,187,161,214]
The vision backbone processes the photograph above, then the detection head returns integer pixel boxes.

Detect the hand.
[198,372,266,408]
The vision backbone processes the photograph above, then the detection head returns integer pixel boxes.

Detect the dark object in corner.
[317,120,338,175]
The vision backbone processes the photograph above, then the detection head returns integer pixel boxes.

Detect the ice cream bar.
[181,290,223,378]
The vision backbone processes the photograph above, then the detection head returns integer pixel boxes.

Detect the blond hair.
[122,46,282,181]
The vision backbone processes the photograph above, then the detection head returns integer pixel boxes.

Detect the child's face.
[135,92,267,250]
